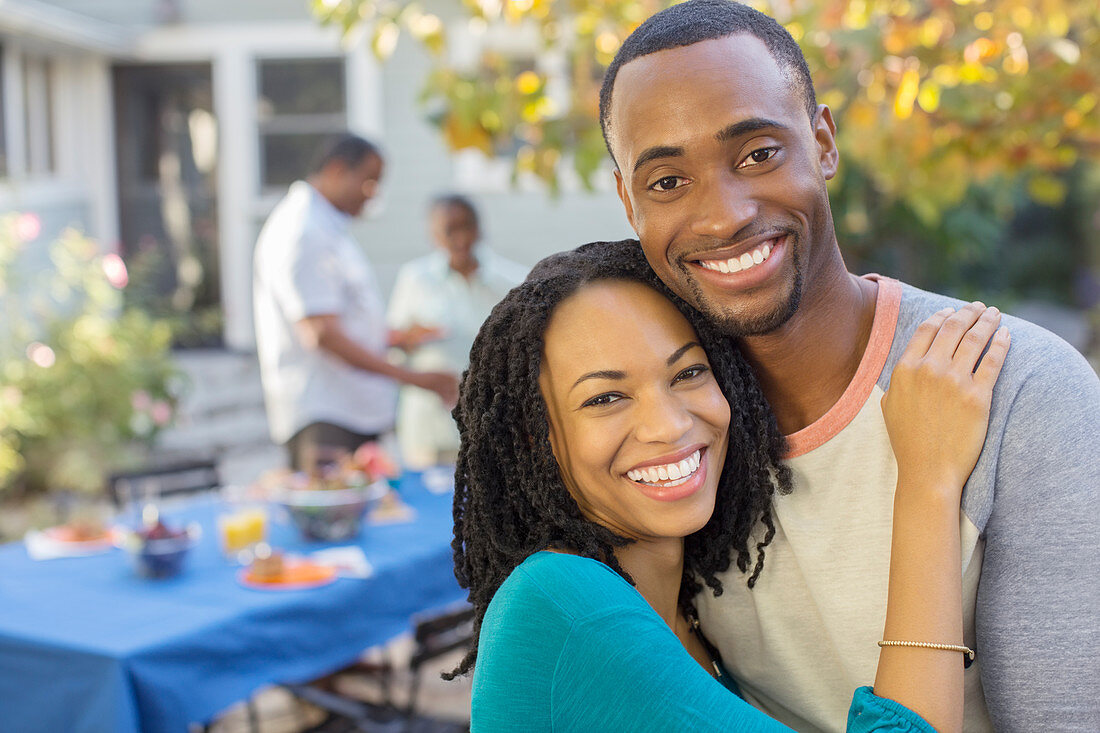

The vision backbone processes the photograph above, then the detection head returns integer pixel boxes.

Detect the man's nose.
[633,390,693,445]
[689,171,757,241]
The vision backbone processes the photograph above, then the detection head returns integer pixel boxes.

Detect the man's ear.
[813,104,839,181]
[614,168,638,231]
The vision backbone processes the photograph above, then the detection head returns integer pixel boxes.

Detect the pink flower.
[102,253,129,289]
[353,442,400,479]
[14,213,41,242]
[131,390,152,411]
[26,342,56,368]
[151,401,173,426]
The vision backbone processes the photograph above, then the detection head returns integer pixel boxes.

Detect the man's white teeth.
[627,450,702,486]
[699,241,773,274]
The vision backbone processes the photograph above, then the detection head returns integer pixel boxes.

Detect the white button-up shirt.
[253,181,397,444]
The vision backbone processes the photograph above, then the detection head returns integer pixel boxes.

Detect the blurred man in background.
[253,135,458,472]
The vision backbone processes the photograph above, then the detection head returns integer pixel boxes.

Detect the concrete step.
[172,349,266,420]
[157,409,272,455]
[155,348,289,492]
[216,442,285,487]
[178,383,266,423]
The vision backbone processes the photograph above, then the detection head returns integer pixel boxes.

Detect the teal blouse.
[471,552,935,732]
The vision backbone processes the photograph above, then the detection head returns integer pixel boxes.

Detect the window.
[0,46,7,177]
[22,54,55,176]
[256,57,346,190]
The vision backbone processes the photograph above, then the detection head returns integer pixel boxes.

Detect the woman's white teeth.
[627,450,701,486]
[699,241,772,274]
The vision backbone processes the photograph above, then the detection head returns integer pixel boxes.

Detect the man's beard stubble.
[680,231,804,339]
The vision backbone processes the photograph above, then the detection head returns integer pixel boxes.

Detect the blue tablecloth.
[0,474,464,733]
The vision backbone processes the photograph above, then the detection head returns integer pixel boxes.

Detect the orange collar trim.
[782,276,902,459]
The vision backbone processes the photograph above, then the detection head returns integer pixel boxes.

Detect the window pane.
[257,58,344,118]
[22,56,55,175]
[0,46,7,177]
[260,132,335,189]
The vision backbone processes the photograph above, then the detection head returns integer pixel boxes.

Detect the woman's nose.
[633,390,693,445]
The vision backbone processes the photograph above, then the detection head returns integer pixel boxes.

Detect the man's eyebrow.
[667,342,702,366]
[571,369,626,391]
[716,118,789,142]
[632,145,684,175]
[630,119,789,175]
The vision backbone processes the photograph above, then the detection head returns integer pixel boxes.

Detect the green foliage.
[314,0,1099,212]
[0,216,185,496]
[833,162,1091,307]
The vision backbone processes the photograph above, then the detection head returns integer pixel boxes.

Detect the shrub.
[0,214,185,496]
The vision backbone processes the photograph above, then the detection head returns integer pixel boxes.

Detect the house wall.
[15,0,634,352]
[42,0,310,26]
[0,41,117,264]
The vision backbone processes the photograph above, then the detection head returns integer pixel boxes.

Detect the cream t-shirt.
[698,278,992,732]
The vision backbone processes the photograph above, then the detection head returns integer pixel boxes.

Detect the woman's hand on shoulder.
[882,302,1011,502]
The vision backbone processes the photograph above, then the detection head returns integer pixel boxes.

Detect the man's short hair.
[309,133,382,174]
[430,193,480,228]
[599,0,817,166]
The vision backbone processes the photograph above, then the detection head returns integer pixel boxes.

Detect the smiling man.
[600,2,1100,731]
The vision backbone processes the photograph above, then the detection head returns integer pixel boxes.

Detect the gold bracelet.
[878,640,975,662]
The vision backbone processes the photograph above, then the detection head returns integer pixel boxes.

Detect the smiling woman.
[538,279,731,544]
[449,238,1009,732]
[448,240,790,683]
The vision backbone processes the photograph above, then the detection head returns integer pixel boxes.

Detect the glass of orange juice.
[217,506,268,560]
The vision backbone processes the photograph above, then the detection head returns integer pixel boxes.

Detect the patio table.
[0,472,464,733]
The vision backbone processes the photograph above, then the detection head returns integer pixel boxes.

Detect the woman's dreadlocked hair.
[445,239,791,679]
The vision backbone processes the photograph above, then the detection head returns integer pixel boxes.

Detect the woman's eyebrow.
[667,341,702,365]
[571,369,626,391]
[568,342,701,392]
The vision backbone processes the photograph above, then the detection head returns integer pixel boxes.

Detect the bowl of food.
[274,476,389,542]
[117,519,200,578]
[259,443,399,542]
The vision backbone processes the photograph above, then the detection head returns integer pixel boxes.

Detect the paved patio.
[210,636,472,732]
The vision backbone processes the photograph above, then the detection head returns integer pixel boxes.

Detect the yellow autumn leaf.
[1027,175,1067,206]
[917,81,941,113]
[515,71,541,95]
[894,69,920,119]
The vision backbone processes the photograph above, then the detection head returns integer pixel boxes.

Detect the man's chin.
[695,277,803,339]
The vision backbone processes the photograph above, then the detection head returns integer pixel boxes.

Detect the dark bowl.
[119,525,200,579]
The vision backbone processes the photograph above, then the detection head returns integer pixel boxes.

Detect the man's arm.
[976,339,1099,731]
[296,314,458,406]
